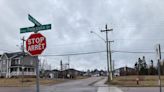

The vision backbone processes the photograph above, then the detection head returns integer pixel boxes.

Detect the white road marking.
[97,87,124,92]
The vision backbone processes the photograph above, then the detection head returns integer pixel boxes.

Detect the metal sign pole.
[35,56,40,92]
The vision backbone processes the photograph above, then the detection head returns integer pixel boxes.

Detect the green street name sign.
[20,24,51,33]
[28,14,41,26]
[20,14,51,34]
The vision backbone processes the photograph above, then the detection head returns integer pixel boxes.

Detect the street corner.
[97,86,124,92]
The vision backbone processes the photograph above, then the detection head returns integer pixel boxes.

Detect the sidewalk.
[94,77,123,92]
[97,87,123,92]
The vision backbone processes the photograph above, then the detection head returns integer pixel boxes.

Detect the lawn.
[0,76,89,87]
[110,75,164,87]
[0,78,66,87]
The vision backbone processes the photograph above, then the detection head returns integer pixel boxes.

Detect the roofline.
[1,53,9,59]
[114,66,135,71]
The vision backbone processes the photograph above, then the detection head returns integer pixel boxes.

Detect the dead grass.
[110,75,164,87]
[75,76,89,80]
[0,78,66,87]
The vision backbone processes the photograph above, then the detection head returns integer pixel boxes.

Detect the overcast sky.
[0,0,164,71]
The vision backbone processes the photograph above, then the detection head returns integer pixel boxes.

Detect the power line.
[112,50,154,53]
[113,38,164,41]
[41,51,106,57]
[112,50,164,54]
[40,50,164,57]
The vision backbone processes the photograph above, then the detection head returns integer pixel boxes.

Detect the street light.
[90,30,114,81]
[90,31,106,42]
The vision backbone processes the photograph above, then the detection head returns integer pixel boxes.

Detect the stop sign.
[26,33,46,56]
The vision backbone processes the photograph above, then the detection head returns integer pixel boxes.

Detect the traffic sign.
[28,14,41,26]
[20,14,51,34]
[26,33,46,56]
[20,24,51,33]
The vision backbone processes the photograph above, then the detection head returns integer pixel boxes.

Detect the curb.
[88,77,105,86]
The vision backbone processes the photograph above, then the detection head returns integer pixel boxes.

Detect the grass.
[75,76,90,80]
[0,78,66,87]
[109,75,164,87]
[0,76,89,87]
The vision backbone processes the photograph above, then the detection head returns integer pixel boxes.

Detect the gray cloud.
[0,0,164,70]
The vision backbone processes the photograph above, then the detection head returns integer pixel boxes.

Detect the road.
[0,77,103,92]
[0,77,163,92]
[42,77,102,92]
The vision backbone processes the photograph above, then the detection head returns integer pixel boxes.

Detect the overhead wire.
[40,50,164,57]
[41,51,105,57]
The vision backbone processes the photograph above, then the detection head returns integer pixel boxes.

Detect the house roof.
[64,68,77,71]
[52,69,59,72]
[4,52,29,59]
[5,52,22,58]
[64,68,84,73]
[114,66,135,71]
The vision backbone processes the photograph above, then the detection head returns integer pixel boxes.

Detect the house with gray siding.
[0,52,37,78]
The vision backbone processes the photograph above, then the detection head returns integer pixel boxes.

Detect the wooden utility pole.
[155,44,162,92]
[101,24,113,81]
[21,37,25,87]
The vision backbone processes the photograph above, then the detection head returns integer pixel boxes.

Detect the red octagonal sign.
[26,33,46,56]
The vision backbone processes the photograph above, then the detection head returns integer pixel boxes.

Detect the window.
[20,67,22,71]
[14,59,19,65]
[3,60,6,65]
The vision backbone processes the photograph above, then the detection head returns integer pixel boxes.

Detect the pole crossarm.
[101,29,113,32]
[108,41,114,43]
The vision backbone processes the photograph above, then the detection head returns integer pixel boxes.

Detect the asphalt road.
[0,77,103,92]
[0,77,163,92]
[42,77,102,92]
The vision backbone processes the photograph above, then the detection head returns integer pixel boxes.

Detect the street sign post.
[20,24,51,33]
[20,14,51,34]
[20,14,51,92]
[26,33,46,56]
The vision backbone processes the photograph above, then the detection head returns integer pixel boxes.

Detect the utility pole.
[112,60,115,73]
[60,60,63,71]
[101,24,113,81]
[155,44,162,92]
[109,41,114,80]
[68,56,70,69]
[21,37,25,53]
[21,37,25,87]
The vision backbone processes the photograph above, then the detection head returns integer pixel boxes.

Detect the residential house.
[91,69,100,77]
[113,66,136,76]
[0,52,37,78]
[59,68,84,79]
[52,69,60,78]
[41,69,59,78]
[41,70,54,78]
[99,70,107,76]
[83,70,91,77]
